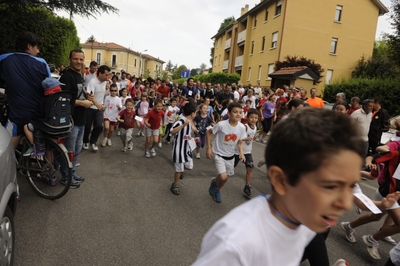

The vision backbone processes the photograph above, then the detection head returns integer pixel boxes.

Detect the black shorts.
[234,153,254,168]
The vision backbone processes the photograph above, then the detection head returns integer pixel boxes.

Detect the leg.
[373,208,400,241]
[103,120,110,139]
[108,124,115,139]
[89,110,104,144]
[83,109,95,144]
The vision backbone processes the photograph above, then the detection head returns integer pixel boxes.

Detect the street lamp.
[139,49,148,78]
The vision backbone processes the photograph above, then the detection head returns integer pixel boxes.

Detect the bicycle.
[15,134,73,200]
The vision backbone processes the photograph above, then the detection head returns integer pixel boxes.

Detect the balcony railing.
[225,38,231,50]
[237,29,247,44]
[235,55,243,67]
[223,60,229,70]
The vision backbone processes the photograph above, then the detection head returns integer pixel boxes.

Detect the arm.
[171,120,190,135]
[376,144,390,153]
[237,140,245,162]
[206,129,213,159]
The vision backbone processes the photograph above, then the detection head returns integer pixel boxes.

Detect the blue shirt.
[0,52,50,126]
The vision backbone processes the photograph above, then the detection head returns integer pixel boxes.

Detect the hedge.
[324,78,400,116]
[174,72,241,85]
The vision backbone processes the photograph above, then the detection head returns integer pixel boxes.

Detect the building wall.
[211,0,382,94]
[82,46,164,77]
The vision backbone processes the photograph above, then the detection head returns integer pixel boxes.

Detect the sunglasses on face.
[110,90,118,92]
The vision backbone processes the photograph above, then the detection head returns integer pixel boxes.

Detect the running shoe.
[257,158,265,167]
[61,179,80,189]
[196,153,200,159]
[128,143,133,150]
[331,259,348,266]
[150,148,156,156]
[107,139,112,146]
[121,146,127,152]
[170,183,180,195]
[74,176,85,183]
[117,131,121,136]
[23,146,34,157]
[382,236,397,246]
[83,143,89,150]
[362,235,381,259]
[137,131,141,137]
[158,142,162,148]
[213,190,222,203]
[101,139,107,147]
[243,185,252,198]
[91,144,98,152]
[209,179,221,203]
[144,151,151,158]
[340,222,356,243]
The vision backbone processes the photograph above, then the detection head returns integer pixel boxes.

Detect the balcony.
[223,60,229,70]
[235,55,243,67]
[237,29,247,44]
[225,38,231,50]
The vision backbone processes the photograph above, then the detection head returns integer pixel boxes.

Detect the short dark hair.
[181,98,197,116]
[125,98,134,105]
[16,32,42,52]
[247,108,259,118]
[287,98,303,110]
[265,108,364,186]
[89,61,98,67]
[227,102,242,112]
[110,84,118,90]
[373,97,383,105]
[97,65,111,75]
[154,98,163,106]
[170,97,177,103]
[69,49,84,59]
[362,99,372,107]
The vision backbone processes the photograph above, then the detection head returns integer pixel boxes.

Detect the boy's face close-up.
[228,107,243,122]
[281,150,362,233]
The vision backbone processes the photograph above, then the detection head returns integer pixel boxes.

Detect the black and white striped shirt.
[172,117,193,163]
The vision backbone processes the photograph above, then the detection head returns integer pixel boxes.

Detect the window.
[258,65,262,80]
[261,36,265,51]
[134,58,137,67]
[251,41,254,54]
[271,32,278,48]
[214,56,217,66]
[247,67,251,81]
[156,65,158,71]
[218,55,221,65]
[267,63,274,80]
[330,38,338,54]
[275,0,282,16]
[112,55,116,66]
[326,70,333,84]
[265,9,269,21]
[253,15,257,28]
[96,53,101,64]
[335,6,342,22]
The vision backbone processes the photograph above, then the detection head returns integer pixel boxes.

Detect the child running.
[164,97,180,144]
[206,102,247,203]
[193,108,366,265]
[234,108,259,198]
[102,84,122,147]
[117,88,131,136]
[169,99,197,195]
[136,94,149,137]
[194,103,214,159]
[116,98,137,152]
[143,98,165,158]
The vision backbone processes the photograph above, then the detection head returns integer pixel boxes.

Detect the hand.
[261,116,264,121]
[239,154,246,162]
[194,137,200,143]
[146,123,151,128]
[119,119,124,123]
[382,192,400,209]
[87,93,94,102]
[206,148,213,159]
[97,104,105,111]
[116,104,121,109]
[80,99,93,109]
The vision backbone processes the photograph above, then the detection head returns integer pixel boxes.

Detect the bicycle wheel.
[23,138,72,200]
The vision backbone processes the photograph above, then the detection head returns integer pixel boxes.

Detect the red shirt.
[145,109,165,130]
[157,85,170,98]
[118,109,136,129]
[347,106,361,116]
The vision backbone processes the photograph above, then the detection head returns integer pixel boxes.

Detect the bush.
[174,72,241,85]
[324,78,400,116]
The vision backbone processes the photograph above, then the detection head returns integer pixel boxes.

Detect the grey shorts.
[145,127,160,137]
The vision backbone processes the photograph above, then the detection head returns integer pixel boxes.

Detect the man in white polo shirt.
[350,99,373,157]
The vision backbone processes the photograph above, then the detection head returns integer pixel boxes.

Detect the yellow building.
[211,0,388,93]
[81,42,165,77]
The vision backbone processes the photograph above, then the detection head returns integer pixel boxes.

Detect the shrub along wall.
[175,72,241,85]
[324,78,400,116]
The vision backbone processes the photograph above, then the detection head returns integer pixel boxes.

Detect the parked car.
[0,125,19,265]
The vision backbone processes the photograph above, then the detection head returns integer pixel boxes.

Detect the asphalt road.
[14,132,397,266]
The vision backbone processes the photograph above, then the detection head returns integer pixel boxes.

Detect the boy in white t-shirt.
[164,97,180,144]
[206,102,247,203]
[194,108,367,265]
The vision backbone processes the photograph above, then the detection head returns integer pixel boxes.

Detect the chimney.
[240,4,249,16]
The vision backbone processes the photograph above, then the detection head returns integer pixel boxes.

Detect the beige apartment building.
[81,42,165,77]
[211,0,388,93]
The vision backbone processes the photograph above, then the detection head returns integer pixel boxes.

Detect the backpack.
[31,90,74,135]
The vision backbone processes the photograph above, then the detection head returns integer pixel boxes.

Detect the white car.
[0,126,19,265]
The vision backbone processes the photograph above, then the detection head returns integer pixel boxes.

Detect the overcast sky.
[57,0,393,70]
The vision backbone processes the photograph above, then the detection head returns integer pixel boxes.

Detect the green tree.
[218,16,235,31]
[0,5,80,66]
[386,0,400,64]
[190,69,199,77]
[210,47,214,67]
[0,0,119,18]
[86,35,97,43]
[275,55,324,83]
[199,63,207,73]
[165,60,174,72]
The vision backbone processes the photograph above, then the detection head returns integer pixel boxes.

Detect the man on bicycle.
[0,32,50,148]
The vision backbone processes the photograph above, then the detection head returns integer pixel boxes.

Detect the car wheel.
[0,206,14,266]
